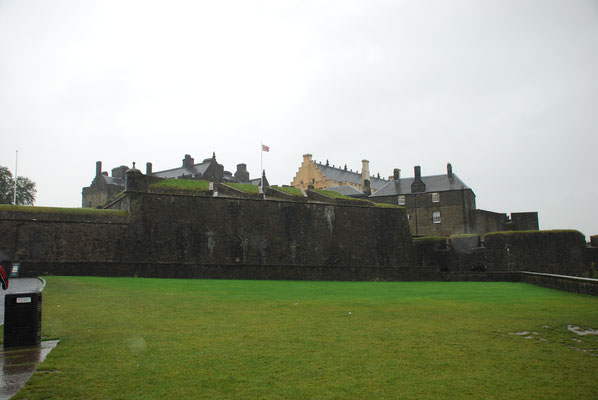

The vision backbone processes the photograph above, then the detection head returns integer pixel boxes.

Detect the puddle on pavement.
[0,340,59,400]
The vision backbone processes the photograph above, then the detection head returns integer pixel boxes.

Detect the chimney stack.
[411,165,426,193]
[146,162,153,176]
[393,168,401,181]
[95,161,102,177]
[363,179,371,196]
[447,163,453,177]
[361,159,370,188]
[182,154,194,169]
[303,153,313,164]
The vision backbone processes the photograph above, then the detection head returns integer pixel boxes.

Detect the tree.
[0,166,37,205]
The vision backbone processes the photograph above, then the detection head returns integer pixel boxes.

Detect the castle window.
[432,192,440,203]
[433,211,441,224]
[398,195,405,205]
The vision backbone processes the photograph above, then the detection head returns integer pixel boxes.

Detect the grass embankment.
[0,205,127,216]
[18,278,598,399]
[149,179,211,192]
[271,185,304,197]
[314,189,361,200]
[314,189,402,208]
[224,183,260,194]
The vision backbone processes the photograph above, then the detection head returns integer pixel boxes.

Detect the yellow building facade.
[290,154,387,193]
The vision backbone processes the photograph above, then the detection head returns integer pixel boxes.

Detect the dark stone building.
[82,153,257,208]
[370,163,539,236]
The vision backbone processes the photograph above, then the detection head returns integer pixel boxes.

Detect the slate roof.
[370,174,471,197]
[314,163,388,191]
[152,161,211,179]
[324,185,366,197]
[101,175,125,186]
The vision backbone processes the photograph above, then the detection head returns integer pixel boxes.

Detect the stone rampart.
[412,230,592,277]
[0,196,594,288]
[0,191,413,277]
[0,209,129,263]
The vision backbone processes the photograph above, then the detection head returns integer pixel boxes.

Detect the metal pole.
[13,150,18,205]
[260,143,263,192]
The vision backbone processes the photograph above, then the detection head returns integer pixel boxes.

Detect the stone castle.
[291,153,538,236]
[82,153,265,209]
[2,164,597,294]
[84,152,538,237]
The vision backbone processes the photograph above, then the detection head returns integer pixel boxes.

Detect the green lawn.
[16,277,598,399]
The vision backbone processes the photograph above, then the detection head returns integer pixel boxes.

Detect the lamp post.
[13,150,18,205]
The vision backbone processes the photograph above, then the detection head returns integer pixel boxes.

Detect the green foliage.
[582,263,598,279]
[0,205,127,216]
[19,277,598,399]
[271,185,305,197]
[313,189,373,206]
[450,234,480,239]
[314,189,355,199]
[150,179,211,192]
[0,165,37,205]
[413,236,447,242]
[372,202,403,209]
[485,229,584,237]
[224,182,260,194]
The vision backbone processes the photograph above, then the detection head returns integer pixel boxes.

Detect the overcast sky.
[1,0,597,237]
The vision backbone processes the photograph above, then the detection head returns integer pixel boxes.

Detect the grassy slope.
[0,205,127,216]
[149,179,211,191]
[224,183,260,194]
[271,185,304,197]
[17,278,598,399]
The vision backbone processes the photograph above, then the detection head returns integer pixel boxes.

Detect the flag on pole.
[262,144,270,152]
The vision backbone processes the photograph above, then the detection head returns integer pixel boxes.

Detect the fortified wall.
[413,230,591,276]
[0,173,419,280]
[1,169,596,289]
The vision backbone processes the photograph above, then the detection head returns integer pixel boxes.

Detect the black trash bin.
[4,292,42,348]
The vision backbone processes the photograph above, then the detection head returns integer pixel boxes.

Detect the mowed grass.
[16,277,598,399]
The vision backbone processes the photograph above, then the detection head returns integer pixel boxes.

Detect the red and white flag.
[262,144,270,152]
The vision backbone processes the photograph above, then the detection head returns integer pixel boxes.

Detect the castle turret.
[125,162,143,191]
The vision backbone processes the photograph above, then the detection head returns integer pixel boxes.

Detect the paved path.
[0,278,45,325]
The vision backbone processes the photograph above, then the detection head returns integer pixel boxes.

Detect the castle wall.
[81,184,123,208]
[121,192,412,267]
[474,209,507,234]
[415,230,590,276]
[0,210,129,263]
[0,192,413,278]
[0,196,592,284]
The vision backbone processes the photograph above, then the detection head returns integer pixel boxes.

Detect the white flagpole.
[260,143,263,192]
[13,150,18,205]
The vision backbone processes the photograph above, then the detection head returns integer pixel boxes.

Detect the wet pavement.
[0,278,57,400]
[0,340,59,400]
